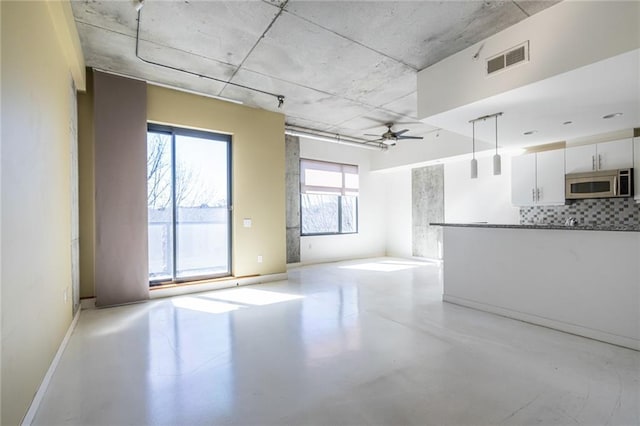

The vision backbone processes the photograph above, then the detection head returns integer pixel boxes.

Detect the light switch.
[243,218,252,228]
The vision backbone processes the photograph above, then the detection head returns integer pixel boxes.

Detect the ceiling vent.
[486,41,529,75]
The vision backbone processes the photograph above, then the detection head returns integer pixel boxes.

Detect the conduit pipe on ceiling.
[285,127,387,151]
[134,2,285,108]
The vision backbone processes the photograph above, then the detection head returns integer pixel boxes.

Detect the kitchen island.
[432,223,640,350]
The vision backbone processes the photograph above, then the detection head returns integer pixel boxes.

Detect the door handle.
[536,188,541,202]
[592,155,595,171]
[598,154,602,170]
[532,188,535,202]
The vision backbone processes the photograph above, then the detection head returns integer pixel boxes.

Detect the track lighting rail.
[469,112,503,123]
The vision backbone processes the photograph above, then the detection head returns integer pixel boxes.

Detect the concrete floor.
[34,258,639,425]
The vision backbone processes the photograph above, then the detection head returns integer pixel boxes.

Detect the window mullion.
[338,195,342,233]
[171,131,177,281]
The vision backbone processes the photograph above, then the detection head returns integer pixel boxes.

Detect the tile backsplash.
[520,198,640,226]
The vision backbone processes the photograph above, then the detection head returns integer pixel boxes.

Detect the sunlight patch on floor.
[339,260,420,272]
[202,288,304,306]
[172,296,241,314]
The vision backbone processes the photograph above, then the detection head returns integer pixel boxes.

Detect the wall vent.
[486,41,529,75]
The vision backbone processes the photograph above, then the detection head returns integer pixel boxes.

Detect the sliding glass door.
[147,125,231,284]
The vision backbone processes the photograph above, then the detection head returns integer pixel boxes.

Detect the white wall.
[299,139,386,263]
[376,153,519,260]
[381,169,412,258]
[444,154,520,224]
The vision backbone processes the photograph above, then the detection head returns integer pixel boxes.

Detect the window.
[147,124,231,284]
[300,159,358,235]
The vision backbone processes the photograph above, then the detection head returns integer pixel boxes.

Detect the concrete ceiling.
[71,0,559,140]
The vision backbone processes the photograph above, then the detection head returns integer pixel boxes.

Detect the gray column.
[94,71,149,306]
[285,135,300,263]
[412,164,444,259]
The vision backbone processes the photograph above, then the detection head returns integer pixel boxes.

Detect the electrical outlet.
[257,255,263,263]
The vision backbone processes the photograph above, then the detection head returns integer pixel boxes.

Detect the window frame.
[147,123,233,286]
[299,158,359,236]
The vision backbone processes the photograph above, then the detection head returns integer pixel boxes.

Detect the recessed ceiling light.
[602,113,623,119]
[563,121,572,125]
[523,130,537,135]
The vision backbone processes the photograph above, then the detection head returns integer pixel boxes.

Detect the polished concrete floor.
[34,258,639,425]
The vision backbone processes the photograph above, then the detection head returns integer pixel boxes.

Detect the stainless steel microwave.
[565,168,633,199]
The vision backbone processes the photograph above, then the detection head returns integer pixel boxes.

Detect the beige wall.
[78,83,287,297]
[1,1,84,424]
[147,85,287,277]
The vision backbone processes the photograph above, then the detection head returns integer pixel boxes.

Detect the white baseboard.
[21,309,81,425]
[443,294,639,351]
[149,272,288,299]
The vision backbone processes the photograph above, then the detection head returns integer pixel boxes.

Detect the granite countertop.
[429,222,640,232]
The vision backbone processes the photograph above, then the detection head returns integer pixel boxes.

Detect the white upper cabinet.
[511,153,536,206]
[511,149,565,206]
[565,138,633,173]
[536,149,565,205]
[598,139,634,170]
[565,144,596,173]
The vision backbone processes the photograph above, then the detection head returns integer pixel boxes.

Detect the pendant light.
[469,112,503,178]
[470,121,478,179]
[493,113,501,175]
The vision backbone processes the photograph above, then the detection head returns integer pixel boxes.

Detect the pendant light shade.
[493,114,501,176]
[470,121,478,179]
[493,154,501,175]
[470,158,478,179]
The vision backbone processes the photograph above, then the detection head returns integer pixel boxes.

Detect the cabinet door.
[565,144,596,173]
[597,138,633,170]
[634,137,640,200]
[536,149,565,205]
[511,154,536,206]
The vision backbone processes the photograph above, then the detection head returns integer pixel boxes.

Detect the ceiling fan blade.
[397,135,424,140]
[366,138,384,143]
[394,129,410,136]
[360,120,423,131]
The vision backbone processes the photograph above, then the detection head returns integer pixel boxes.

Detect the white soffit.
[423,49,640,148]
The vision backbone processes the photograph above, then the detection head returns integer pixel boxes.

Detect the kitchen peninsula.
[432,223,640,350]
